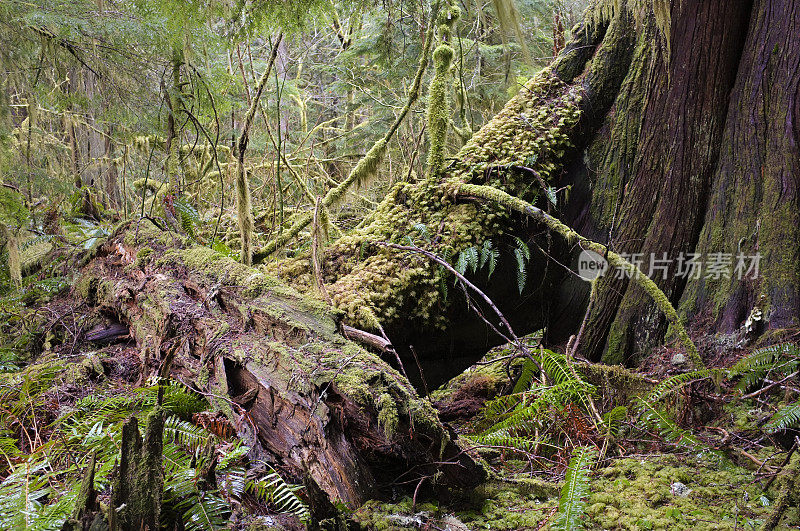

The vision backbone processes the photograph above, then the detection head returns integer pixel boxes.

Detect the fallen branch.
[341,324,393,353]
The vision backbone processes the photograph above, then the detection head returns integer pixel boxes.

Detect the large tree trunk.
[262,0,798,380]
[76,221,482,519]
[565,0,799,364]
[567,0,756,364]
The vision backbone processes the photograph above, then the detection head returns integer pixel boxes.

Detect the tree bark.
[570,0,754,364]
[76,221,482,517]
[261,0,799,378]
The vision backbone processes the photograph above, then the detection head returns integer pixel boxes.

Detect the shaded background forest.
[0,0,587,280]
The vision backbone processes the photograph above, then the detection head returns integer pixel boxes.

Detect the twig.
[763,438,799,492]
[741,372,800,400]
[409,345,430,397]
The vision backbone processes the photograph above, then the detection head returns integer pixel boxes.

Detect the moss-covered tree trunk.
[75,221,482,518]
[568,0,756,364]
[564,0,799,364]
[260,0,798,376]
[678,0,800,340]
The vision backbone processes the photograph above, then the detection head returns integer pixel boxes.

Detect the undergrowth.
[460,341,800,529]
[0,371,309,530]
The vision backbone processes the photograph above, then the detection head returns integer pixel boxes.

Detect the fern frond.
[512,236,531,260]
[729,343,800,391]
[551,446,597,531]
[601,406,627,439]
[513,247,527,294]
[635,399,704,451]
[513,359,539,393]
[248,468,310,521]
[764,401,800,433]
[179,492,230,531]
[645,369,721,403]
[223,466,247,499]
[466,429,546,453]
[173,196,201,239]
[540,349,577,387]
[411,223,429,242]
[165,416,213,451]
[454,251,468,276]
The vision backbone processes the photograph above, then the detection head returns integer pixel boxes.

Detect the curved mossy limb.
[446,181,703,369]
[271,69,586,337]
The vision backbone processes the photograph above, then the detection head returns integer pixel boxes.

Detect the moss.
[574,360,654,403]
[1,225,21,288]
[587,454,771,530]
[19,237,52,275]
[429,346,521,403]
[262,68,584,335]
[235,160,254,266]
[425,43,455,180]
[377,393,399,437]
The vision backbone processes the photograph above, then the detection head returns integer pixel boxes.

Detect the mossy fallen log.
[73,220,483,518]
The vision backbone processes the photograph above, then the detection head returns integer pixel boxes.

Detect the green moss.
[377,393,399,437]
[425,43,455,180]
[429,346,521,403]
[262,68,583,335]
[235,160,255,266]
[19,237,52,275]
[587,455,770,530]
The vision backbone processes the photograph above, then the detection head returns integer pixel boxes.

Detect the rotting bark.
[108,408,164,531]
[75,220,483,517]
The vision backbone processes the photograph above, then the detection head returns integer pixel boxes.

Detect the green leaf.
[551,446,597,531]
[764,401,800,433]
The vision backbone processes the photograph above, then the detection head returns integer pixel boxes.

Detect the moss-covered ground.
[350,451,779,530]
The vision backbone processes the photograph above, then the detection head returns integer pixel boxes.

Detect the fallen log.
[74,220,483,518]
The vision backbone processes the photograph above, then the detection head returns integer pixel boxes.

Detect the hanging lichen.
[425,4,460,182]
[1,224,21,289]
[490,0,532,65]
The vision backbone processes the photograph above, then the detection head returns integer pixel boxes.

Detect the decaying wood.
[341,324,393,353]
[76,220,483,518]
[84,323,129,344]
[109,409,164,531]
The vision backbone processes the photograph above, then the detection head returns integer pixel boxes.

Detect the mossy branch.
[1,223,21,289]
[254,2,442,262]
[425,3,459,181]
[447,182,704,369]
[236,34,283,265]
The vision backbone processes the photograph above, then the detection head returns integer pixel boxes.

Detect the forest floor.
[2,238,799,530]
[352,339,798,530]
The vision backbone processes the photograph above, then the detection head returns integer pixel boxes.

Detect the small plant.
[551,446,597,530]
[469,349,598,458]
[728,342,799,392]
[453,236,529,293]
